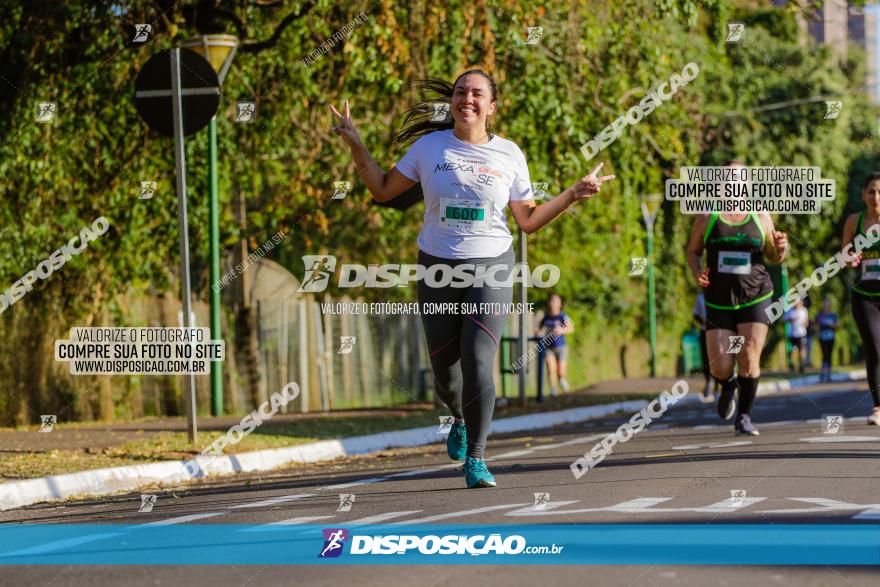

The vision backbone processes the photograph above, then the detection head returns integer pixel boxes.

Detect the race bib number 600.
[439,198,492,232]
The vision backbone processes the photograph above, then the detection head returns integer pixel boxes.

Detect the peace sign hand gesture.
[329,99,362,148]
[571,162,616,200]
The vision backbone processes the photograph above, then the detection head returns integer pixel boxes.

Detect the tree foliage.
[0,0,876,421]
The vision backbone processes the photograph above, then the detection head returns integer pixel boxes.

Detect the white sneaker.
[559,378,569,392]
[868,408,880,426]
[699,381,715,403]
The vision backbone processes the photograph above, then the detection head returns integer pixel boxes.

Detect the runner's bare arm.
[509,163,615,234]
[841,213,861,267]
[686,215,710,287]
[761,214,788,264]
[330,100,416,202]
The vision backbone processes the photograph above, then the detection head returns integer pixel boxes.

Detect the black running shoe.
[735,414,760,436]
[716,386,736,420]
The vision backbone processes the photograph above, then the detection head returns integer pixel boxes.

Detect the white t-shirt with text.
[394,129,534,259]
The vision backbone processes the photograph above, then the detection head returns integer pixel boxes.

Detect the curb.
[756,368,867,395]
[0,400,647,512]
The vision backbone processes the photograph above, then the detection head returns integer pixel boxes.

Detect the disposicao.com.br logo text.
[317,529,564,557]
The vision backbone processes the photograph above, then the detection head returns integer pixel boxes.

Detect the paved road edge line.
[0,400,648,512]
[0,368,865,512]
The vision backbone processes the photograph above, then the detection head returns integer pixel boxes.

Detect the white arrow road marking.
[689,498,767,512]
[506,500,580,515]
[346,511,424,524]
[137,512,225,526]
[604,498,673,512]
[507,497,766,516]
[764,498,880,516]
[392,503,529,525]
[852,509,880,520]
[229,494,315,509]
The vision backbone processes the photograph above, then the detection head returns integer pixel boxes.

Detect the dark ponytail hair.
[392,69,498,147]
[374,69,497,210]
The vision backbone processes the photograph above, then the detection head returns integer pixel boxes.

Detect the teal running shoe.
[463,456,496,488]
[446,422,467,461]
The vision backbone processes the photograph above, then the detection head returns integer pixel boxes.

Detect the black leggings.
[418,247,514,459]
[852,292,880,407]
[820,339,834,369]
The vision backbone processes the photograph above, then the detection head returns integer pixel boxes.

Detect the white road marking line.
[799,435,880,443]
[393,503,529,525]
[229,493,315,509]
[318,435,600,493]
[692,424,721,430]
[319,464,459,491]
[138,512,225,526]
[240,515,335,531]
[491,449,534,459]
[671,441,752,450]
[557,434,607,445]
[491,435,605,460]
[346,510,423,524]
[0,533,123,557]
[386,464,459,478]
[321,477,385,490]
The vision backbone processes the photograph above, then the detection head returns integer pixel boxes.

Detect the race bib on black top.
[862,258,880,281]
[718,250,751,275]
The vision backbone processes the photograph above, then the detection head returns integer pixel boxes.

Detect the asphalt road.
[1,380,878,586]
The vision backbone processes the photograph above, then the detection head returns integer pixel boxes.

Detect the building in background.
[850,2,880,104]
[772,1,880,104]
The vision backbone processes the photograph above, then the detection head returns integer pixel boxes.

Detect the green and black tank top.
[702,212,773,310]
[852,211,880,297]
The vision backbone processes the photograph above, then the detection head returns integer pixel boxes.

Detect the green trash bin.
[682,329,703,374]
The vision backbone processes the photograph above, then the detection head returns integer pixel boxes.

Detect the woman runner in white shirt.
[330,69,615,487]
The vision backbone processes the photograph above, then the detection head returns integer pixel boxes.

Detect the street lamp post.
[640,193,662,378]
[183,35,238,417]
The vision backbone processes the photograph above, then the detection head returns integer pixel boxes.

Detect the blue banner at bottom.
[0,524,877,565]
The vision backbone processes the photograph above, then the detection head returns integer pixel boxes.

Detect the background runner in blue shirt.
[535,293,574,396]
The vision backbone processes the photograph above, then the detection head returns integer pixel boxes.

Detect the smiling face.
[863,179,880,216]
[451,73,496,132]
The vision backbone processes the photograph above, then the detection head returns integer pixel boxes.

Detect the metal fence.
[254,295,547,412]
[256,296,429,411]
